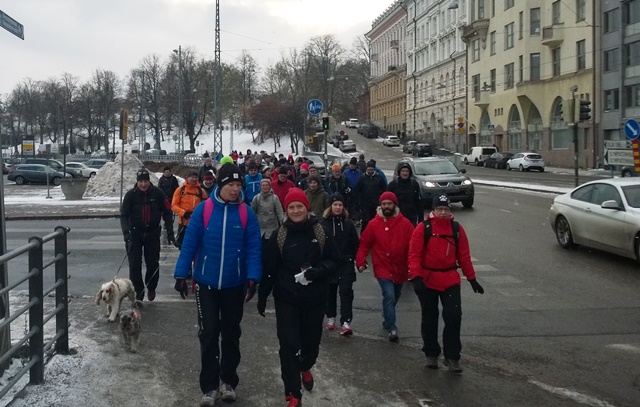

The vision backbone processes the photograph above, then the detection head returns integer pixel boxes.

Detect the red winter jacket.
[271,178,296,209]
[355,207,415,284]
[408,212,476,292]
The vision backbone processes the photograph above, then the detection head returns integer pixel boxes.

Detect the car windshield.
[622,185,640,208]
[413,160,459,175]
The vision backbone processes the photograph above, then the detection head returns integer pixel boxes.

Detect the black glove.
[174,278,188,299]
[412,277,426,294]
[183,211,192,220]
[304,267,322,281]
[469,279,484,294]
[167,231,176,246]
[244,279,257,303]
[257,297,266,317]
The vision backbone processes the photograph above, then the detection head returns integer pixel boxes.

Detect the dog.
[119,309,141,353]
[94,278,136,322]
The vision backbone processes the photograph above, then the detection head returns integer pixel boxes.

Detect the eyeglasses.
[434,207,451,213]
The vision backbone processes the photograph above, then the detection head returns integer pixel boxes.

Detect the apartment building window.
[478,0,485,19]
[626,1,640,25]
[577,40,586,70]
[519,12,523,39]
[490,69,496,92]
[519,55,523,82]
[505,23,514,49]
[604,89,619,110]
[472,39,481,62]
[530,8,541,36]
[505,0,514,10]
[552,1,561,24]
[490,31,496,55]
[552,48,561,76]
[626,41,640,67]
[505,63,515,89]
[604,8,620,33]
[576,0,585,22]
[625,84,640,107]
[472,74,481,100]
[530,53,540,80]
[604,48,620,71]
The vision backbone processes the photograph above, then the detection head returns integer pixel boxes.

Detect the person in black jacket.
[158,166,180,244]
[320,194,359,336]
[257,188,339,407]
[354,161,386,232]
[387,162,423,226]
[121,169,175,302]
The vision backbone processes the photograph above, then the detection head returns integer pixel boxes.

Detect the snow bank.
[84,153,157,198]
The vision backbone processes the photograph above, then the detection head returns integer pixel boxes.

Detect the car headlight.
[462,179,472,185]
[424,181,438,187]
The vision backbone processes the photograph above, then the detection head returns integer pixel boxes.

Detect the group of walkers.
[119,152,485,407]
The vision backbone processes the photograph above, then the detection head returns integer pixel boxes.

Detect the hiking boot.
[443,358,463,374]
[300,370,314,391]
[200,390,219,407]
[147,290,156,302]
[219,383,236,402]
[285,394,301,407]
[426,356,439,369]
[340,322,353,336]
[326,318,335,331]
[388,330,399,342]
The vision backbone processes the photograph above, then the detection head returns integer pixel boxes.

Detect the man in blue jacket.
[244,161,262,204]
[174,163,261,407]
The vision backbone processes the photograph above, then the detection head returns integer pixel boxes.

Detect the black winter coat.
[387,177,423,225]
[120,184,174,238]
[354,173,386,209]
[320,215,359,282]
[326,175,350,197]
[158,175,179,201]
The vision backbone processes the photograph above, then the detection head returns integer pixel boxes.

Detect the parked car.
[7,164,71,185]
[506,152,545,172]
[394,157,474,209]
[463,146,498,166]
[382,135,400,147]
[402,141,418,154]
[22,158,82,178]
[549,178,640,263]
[364,125,380,139]
[84,159,109,169]
[483,152,514,169]
[431,148,455,157]
[2,163,7,174]
[412,143,433,157]
[339,139,356,152]
[66,162,97,178]
[347,118,359,129]
[294,154,326,175]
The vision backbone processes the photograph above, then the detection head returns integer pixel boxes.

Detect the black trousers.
[326,270,355,325]
[195,283,245,394]
[128,228,161,300]
[414,284,462,361]
[176,223,187,249]
[275,298,325,399]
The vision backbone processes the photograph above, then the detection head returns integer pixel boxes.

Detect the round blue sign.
[625,119,640,140]
[307,99,323,116]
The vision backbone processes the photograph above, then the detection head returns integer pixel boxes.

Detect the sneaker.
[147,290,156,302]
[443,358,463,374]
[219,383,236,402]
[326,318,335,331]
[340,322,353,336]
[285,394,301,407]
[388,330,399,342]
[300,370,314,391]
[426,356,439,369]
[200,390,219,407]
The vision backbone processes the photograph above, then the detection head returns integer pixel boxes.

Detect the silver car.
[549,178,640,262]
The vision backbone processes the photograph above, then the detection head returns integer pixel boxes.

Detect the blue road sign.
[307,99,323,116]
[625,119,640,140]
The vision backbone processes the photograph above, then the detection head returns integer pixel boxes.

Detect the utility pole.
[213,0,223,156]
[173,46,183,154]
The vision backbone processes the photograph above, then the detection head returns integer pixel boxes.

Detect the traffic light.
[579,100,591,121]
[322,117,329,131]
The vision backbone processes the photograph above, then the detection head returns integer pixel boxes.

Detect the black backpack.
[423,218,460,249]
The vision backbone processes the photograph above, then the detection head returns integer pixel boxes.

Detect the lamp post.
[173,46,183,154]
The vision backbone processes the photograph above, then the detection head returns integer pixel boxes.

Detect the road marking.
[481,275,521,284]
[499,209,511,213]
[473,264,499,272]
[495,287,546,297]
[528,380,617,407]
[606,344,640,354]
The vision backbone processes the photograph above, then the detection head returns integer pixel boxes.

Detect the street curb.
[4,213,120,221]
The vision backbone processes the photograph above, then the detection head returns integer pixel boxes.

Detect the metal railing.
[0,226,70,399]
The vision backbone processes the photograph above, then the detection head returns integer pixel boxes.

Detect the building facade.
[366,1,407,137]
[463,0,596,168]
[404,0,468,152]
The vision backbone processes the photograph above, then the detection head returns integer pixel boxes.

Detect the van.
[124,145,140,154]
[463,146,498,166]
[347,118,359,129]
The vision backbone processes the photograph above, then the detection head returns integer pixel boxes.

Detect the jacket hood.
[376,206,400,218]
[397,162,413,176]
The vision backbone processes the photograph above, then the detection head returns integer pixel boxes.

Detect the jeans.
[414,284,462,361]
[377,278,403,332]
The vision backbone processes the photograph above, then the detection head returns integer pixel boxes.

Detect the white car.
[65,162,97,178]
[506,152,545,172]
[339,140,356,152]
[383,136,400,147]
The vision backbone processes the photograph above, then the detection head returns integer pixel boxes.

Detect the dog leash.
[113,251,129,280]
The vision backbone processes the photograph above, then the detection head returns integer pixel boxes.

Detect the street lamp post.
[173,46,183,154]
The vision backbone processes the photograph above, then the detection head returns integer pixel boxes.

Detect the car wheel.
[506,163,511,171]
[483,161,488,168]
[475,158,479,166]
[52,177,61,186]
[555,216,576,249]
[462,196,474,208]
[519,164,525,172]
[539,168,544,173]
[495,162,499,169]
[622,169,632,177]
[90,172,97,178]
[14,176,25,185]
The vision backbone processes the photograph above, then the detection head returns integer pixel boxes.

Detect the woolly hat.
[328,193,345,205]
[300,163,310,171]
[220,156,234,166]
[284,188,309,210]
[397,162,412,174]
[349,157,358,165]
[217,163,243,187]
[331,163,342,172]
[366,160,376,168]
[260,178,271,187]
[136,169,150,181]
[203,171,215,181]
[379,191,398,205]
[433,193,450,208]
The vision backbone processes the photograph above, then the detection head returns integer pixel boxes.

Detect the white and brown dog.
[95,278,136,322]
[119,309,141,353]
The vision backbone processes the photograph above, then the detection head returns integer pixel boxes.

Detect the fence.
[0,226,70,399]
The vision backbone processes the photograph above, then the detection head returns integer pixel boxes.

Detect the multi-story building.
[404,0,468,152]
[463,0,596,168]
[366,1,407,137]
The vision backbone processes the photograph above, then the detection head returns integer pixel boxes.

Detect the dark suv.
[22,158,82,178]
[412,143,433,157]
[394,157,474,209]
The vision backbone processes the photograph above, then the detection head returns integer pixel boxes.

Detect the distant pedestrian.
[120,169,175,302]
[201,171,216,196]
[354,161,386,232]
[305,175,329,217]
[387,162,423,225]
[171,170,207,249]
[244,162,263,204]
[356,154,367,173]
[198,157,217,183]
[158,166,179,205]
[272,166,296,209]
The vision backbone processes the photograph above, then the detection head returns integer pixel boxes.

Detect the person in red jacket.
[271,166,296,209]
[408,194,484,374]
[355,191,414,342]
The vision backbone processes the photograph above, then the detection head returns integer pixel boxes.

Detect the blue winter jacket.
[343,168,361,189]
[375,167,388,187]
[174,187,262,288]
[244,172,263,204]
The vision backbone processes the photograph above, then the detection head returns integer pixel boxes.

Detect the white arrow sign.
[626,121,638,137]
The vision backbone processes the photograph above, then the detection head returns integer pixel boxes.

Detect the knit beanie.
[203,171,214,181]
[217,163,243,187]
[331,163,342,172]
[300,163,310,171]
[328,193,345,205]
[349,157,357,165]
[433,194,451,208]
[220,156,234,166]
[379,191,398,205]
[260,178,271,187]
[366,160,376,169]
[136,169,150,181]
[284,188,309,210]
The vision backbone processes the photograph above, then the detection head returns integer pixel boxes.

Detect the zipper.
[201,255,208,276]
[218,204,228,289]
[237,250,241,278]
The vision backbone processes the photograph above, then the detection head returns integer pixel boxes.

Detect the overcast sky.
[0,0,395,95]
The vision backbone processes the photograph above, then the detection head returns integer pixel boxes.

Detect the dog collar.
[133,311,139,319]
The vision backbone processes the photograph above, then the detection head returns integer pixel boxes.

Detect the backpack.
[276,223,326,257]
[423,218,460,249]
[202,199,248,230]
[180,185,205,200]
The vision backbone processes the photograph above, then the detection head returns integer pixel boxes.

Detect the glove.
[174,278,188,299]
[257,298,266,317]
[304,267,322,281]
[469,279,484,294]
[412,277,426,293]
[183,211,192,220]
[167,231,176,246]
[244,279,257,303]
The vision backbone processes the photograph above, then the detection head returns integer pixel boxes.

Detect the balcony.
[541,25,563,48]
[474,90,490,109]
[461,19,490,44]
[390,39,399,49]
